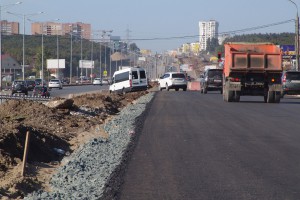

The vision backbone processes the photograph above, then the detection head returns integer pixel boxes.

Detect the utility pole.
[288,0,299,71]
[296,12,299,71]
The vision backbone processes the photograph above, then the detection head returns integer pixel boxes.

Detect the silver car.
[93,78,102,85]
[158,72,187,91]
[48,79,63,89]
[281,71,300,97]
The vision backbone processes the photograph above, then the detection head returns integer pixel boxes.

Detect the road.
[118,91,300,200]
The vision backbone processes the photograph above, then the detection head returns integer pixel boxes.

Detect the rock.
[44,99,74,109]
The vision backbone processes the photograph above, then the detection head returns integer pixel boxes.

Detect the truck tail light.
[130,79,132,87]
[231,77,240,82]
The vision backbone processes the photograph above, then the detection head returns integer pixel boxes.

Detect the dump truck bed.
[224,42,282,77]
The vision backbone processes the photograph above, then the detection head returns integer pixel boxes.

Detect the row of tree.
[206,33,295,55]
[2,34,140,78]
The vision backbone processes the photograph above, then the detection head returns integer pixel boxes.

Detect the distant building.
[0,20,19,35]
[31,22,91,40]
[218,34,230,45]
[190,42,200,55]
[199,20,219,51]
[0,54,22,81]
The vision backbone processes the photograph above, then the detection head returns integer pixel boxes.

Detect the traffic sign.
[103,70,107,77]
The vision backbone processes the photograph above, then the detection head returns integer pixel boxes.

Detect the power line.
[129,19,295,41]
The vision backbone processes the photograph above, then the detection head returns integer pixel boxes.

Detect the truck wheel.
[234,91,240,102]
[175,88,179,91]
[267,91,275,103]
[274,92,281,103]
[224,89,234,102]
[228,91,234,102]
[183,87,187,91]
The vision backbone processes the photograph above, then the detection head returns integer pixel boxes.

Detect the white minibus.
[109,67,148,94]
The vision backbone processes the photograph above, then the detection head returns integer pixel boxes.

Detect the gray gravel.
[25,92,155,200]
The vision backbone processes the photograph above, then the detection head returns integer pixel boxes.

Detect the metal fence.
[0,93,51,103]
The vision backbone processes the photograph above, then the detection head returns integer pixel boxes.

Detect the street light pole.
[100,34,103,79]
[70,29,73,84]
[55,19,61,79]
[7,11,43,80]
[42,23,44,85]
[90,33,94,81]
[288,0,299,71]
[80,32,83,83]
[0,2,22,91]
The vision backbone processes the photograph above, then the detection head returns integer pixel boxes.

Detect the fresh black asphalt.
[118,91,300,200]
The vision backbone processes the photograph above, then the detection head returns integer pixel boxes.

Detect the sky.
[1,0,298,53]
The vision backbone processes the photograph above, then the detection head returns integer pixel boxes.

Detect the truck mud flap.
[225,82,241,91]
[268,84,282,92]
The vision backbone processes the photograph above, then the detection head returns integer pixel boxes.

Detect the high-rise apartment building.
[31,22,91,40]
[199,20,219,51]
[0,20,19,35]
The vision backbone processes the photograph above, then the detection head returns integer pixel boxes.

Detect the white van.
[109,67,148,94]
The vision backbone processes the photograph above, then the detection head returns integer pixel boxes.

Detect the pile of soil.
[0,90,149,199]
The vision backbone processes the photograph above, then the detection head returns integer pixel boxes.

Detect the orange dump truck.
[223,42,283,103]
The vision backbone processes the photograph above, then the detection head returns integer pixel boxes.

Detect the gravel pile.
[25,92,155,200]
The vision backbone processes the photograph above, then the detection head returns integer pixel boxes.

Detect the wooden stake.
[22,131,30,177]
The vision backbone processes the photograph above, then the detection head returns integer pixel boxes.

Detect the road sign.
[103,70,107,77]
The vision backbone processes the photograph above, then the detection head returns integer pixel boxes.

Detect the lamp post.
[80,30,83,83]
[0,2,22,91]
[69,25,73,84]
[100,34,103,79]
[90,33,94,81]
[288,0,299,71]
[7,11,43,80]
[101,30,112,79]
[54,19,61,79]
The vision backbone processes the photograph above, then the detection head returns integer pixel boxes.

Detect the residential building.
[31,22,91,39]
[218,34,230,45]
[0,54,22,81]
[190,42,200,55]
[199,20,219,51]
[0,20,19,35]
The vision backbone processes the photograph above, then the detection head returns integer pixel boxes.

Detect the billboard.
[280,45,296,59]
[79,60,94,69]
[47,59,65,69]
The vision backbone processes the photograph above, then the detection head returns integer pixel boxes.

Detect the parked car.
[281,71,300,97]
[25,80,36,91]
[200,68,223,94]
[158,72,187,91]
[35,78,42,86]
[11,80,28,95]
[102,78,110,85]
[93,78,102,86]
[48,79,63,89]
[61,78,70,84]
[33,85,50,97]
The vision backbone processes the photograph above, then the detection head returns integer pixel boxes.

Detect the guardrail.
[0,93,51,103]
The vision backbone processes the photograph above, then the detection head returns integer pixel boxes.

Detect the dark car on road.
[281,71,300,97]
[200,68,223,94]
[11,80,28,95]
[25,80,36,91]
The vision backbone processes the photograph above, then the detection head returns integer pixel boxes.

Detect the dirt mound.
[0,90,149,199]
